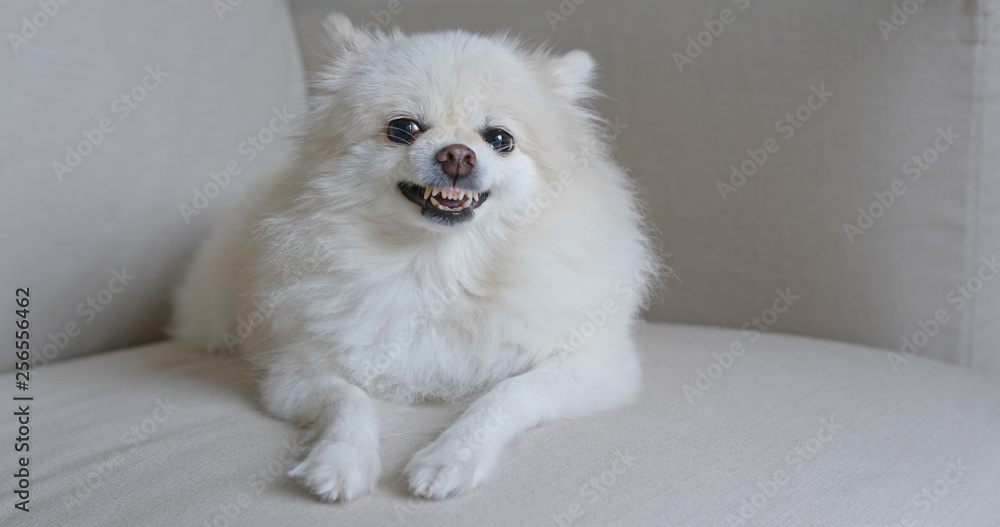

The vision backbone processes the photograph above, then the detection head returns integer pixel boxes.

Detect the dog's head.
[301,14,599,232]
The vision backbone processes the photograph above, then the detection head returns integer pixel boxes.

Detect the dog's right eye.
[386,119,422,145]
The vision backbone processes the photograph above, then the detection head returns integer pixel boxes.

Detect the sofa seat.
[8,324,999,527]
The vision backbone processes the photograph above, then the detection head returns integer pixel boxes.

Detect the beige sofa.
[2,0,999,525]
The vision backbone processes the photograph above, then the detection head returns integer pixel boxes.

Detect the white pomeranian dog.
[170,13,659,502]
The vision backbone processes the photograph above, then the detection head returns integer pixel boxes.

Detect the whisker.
[386,126,417,142]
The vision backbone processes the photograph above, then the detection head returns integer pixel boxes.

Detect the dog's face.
[375,51,529,229]
[306,15,597,232]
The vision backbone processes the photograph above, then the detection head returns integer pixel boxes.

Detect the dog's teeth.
[426,187,476,211]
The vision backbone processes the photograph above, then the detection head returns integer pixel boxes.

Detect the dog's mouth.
[398,182,490,225]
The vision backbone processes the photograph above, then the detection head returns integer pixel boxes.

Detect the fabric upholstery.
[0,0,305,372]
[3,324,998,526]
[293,0,1000,376]
[5,2,1000,526]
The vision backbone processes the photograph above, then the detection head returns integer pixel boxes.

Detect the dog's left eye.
[386,119,422,145]
[484,129,515,154]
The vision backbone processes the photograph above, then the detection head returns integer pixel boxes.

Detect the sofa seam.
[964,0,991,368]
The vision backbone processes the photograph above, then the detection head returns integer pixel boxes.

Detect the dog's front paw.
[404,436,497,500]
[289,438,381,502]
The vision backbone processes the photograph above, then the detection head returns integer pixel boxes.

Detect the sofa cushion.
[0,0,305,372]
[293,0,1000,376]
[5,324,998,526]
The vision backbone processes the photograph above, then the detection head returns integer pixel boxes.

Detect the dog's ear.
[323,12,371,54]
[547,50,597,103]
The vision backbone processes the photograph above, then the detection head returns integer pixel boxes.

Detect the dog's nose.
[436,144,476,179]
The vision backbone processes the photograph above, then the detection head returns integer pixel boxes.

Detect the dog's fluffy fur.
[170,14,659,502]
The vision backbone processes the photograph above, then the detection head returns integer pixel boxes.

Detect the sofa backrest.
[5,0,997,379]
[0,0,305,372]
[292,0,1000,377]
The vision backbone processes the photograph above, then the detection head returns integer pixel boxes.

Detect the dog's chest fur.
[256,227,568,405]
[328,269,552,404]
